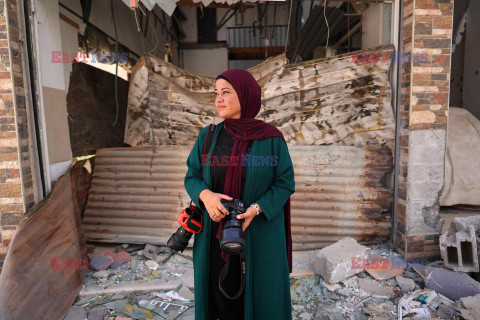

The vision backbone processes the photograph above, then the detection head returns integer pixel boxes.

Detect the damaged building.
[0,0,477,319]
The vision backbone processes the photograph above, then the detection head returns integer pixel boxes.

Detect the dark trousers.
[208,221,244,320]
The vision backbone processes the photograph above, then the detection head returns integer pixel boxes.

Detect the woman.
[184,69,295,319]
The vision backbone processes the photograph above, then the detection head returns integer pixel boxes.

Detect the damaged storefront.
[0,0,478,319]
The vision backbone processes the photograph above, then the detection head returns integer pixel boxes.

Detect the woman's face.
[214,79,241,119]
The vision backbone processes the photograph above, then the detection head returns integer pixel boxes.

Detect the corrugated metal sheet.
[125,45,395,151]
[83,146,392,249]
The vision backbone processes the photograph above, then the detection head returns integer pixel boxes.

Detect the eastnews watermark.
[51,257,89,270]
[51,51,129,64]
[201,154,279,167]
[351,257,429,270]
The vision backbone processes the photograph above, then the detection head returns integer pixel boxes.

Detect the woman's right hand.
[199,189,233,222]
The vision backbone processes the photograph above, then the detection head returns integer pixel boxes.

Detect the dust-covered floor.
[63,242,471,320]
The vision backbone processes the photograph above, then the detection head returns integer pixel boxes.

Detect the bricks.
[411,111,436,124]
[433,16,452,29]
[0,0,35,271]
[415,22,432,35]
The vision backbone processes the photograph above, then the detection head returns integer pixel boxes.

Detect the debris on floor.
[64,239,480,319]
[65,243,195,320]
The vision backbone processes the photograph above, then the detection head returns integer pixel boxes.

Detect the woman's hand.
[199,189,233,222]
[237,204,261,231]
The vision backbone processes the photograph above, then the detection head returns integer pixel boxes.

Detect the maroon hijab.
[215,69,293,273]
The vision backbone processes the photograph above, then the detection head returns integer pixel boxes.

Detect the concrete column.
[395,0,453,260]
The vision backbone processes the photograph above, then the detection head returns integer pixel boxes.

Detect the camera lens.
[167,226,193,252]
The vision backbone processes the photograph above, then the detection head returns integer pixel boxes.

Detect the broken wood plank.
[0,163,91,320]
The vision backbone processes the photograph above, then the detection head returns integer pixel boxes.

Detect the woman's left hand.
[237,206,258,231]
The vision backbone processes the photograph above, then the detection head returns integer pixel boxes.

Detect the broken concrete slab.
[425,268,480,301]
[358,278,394,298]
[178,285,194,301]
[79,278,189,297]
[313,237,369,283]
[142,244,159,260]
[64,305,88,320]
[460,293,480,320]
[395,275,416,293]
[87,306,108,320]
[440,215,480,272]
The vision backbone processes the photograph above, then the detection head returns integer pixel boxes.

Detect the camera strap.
[202,124,217,180]
[218,252,246,300]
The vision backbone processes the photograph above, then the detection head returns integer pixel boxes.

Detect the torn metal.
[83,144,392,249]
[125,45,395,151]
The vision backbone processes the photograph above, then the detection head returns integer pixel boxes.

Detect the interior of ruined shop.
[2,0,480,318]
[0,0,468,319]
[13,1,402,318]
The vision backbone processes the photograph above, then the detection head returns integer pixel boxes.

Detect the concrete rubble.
[313,237,370,284]
[439,215,480,272]
[63,238,480,319]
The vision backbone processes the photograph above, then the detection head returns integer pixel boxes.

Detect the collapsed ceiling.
[121,0,260,16]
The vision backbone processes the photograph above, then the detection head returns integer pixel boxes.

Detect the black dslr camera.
[220,199,246,254]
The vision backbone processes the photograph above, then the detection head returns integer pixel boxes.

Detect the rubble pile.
[65,244,195,320]
[64,231,480,320]
[290,238,475,320]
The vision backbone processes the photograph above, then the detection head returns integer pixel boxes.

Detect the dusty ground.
[63,243,465,320]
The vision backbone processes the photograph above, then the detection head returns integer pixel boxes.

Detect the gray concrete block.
[425,268,480,301]
[313,237,369,284]
[440,216,480,272]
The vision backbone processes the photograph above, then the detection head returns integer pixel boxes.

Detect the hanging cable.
[284,0,294,54]
[80,0,97,51]
[110,0,120,127]
[323,0,330,49]
[347,2,350,52]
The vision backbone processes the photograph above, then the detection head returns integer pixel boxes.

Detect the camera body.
[167,205,203,252]
[220,199,246,254]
